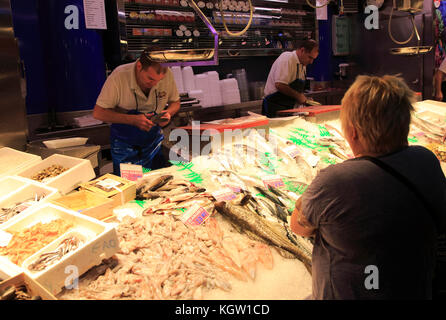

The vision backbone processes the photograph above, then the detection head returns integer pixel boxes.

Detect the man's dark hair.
[138,46,166,73]
[297,39,319,52]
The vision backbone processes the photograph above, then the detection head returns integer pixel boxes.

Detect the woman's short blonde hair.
[340,75,415,154]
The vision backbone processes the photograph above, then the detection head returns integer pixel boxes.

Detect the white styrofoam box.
[42,137,88,149]
[15,154,96,195]
[0,147,42,179]
[182,66,196,93]
[171,66,185,94]
[0,176,29,203]
[0,202,119,295]
[0,179,59,226]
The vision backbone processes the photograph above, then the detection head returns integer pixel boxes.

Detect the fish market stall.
[1,101,445,300]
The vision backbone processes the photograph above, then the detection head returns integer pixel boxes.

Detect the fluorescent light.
[263,0,289,3]
[254,6,282,12]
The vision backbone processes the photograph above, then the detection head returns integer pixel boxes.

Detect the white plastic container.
[0,179,59,226]
[42,137,88,149]
[220,78,239,92]
[15,154,96,195]
[207,71,223,107]
[0,202,120,295]
[182,66,196,93]
[171,66,185,94]
[195,74,211,107]
[0,147,42,178]
[221,89,241,105]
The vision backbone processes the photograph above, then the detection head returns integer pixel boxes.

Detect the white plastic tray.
[43,137,88,149]
[0,202,120,295]
[15,154,96,195]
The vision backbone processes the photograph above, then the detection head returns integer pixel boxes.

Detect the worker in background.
[262,39,319,118]
[291,75,446,299]
[93,47,180,176]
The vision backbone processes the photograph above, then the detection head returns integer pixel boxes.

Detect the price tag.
[262,175,285,188]
[120,163,143,181]
[283,145,301,159]
[212,188,237,202]
[0,230,13,247]
[180,204,210,226]
[304,155,320,167]
[96,178,122,190]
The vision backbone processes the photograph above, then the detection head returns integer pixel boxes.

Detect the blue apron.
[110,109,165,176]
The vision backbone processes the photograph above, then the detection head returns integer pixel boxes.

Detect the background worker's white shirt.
[264,51,306,97]
[96,62,180,114]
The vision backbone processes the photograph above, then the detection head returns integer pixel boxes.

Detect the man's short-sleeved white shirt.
[264,51,306,97]
[96,62,180,114]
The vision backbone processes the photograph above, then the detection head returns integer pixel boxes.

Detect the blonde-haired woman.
[291,75,446,299]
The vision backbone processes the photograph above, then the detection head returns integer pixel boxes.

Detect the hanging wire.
[305,0,330,9]
[388,1,415,45]
[187,0,254,37]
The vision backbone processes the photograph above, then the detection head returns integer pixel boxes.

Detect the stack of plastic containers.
[232,69,250,102]
[171,66,185,94]
[194,74,211,107]
[206,71,223,107]
[220,78,241,105]
[181,66,196,93]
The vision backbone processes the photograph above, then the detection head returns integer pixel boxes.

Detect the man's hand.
[157,111,171,127]
[435,92,443,102]
[132,114,155,131]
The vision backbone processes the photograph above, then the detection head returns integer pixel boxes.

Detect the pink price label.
[212,188,237,202]
[262,175,284,188]
[120,163,143,181]
[184,207,210,226]
[121,171,143,181]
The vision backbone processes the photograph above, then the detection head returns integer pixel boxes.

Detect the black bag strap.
[360,156,440,233]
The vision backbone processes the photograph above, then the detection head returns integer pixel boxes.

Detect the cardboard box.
[0,272,57,300]
[0,203,120,295]
[50,190,114,221]
[80,173,136,207]
[15,154,96,195]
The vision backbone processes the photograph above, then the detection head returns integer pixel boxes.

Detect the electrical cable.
[187,0,254,37]
[305,0,330,10]
[388,2,415,45]
[219,0,254,37]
